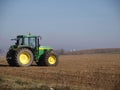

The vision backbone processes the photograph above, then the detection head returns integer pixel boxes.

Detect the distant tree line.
[55,49,65,55]
[0,49,5,56]
[0,49,5,54]
[55,48,120,55]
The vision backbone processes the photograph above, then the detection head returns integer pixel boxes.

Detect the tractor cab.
[15,35,40,49]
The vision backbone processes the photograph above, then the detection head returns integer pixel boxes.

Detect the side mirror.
[11,38,17,41]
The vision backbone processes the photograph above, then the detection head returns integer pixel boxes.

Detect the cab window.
[29,38,36,48]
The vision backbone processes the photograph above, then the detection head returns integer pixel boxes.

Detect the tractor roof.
[17,35,40,38]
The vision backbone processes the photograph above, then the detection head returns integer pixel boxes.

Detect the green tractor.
[6,34,58,67]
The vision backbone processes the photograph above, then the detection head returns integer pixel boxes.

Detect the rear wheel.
[15,48,34,67]
[6,50,16,66]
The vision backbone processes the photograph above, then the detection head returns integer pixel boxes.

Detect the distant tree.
[60,49,65,55]
[0,49,1,54]
[55,49,65,55]
[0,49,4,55]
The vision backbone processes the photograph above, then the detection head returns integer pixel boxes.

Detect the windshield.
[29,38,36,48]
[16,36,36,48]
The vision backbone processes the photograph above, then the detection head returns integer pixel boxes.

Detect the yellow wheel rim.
[48,55,56,65]
[19,52,30,65]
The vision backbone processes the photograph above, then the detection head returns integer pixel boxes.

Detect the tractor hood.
[39,46,53,50]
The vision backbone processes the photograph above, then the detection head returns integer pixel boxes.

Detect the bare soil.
[0,54,120,90]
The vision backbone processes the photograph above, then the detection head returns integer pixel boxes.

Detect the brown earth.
[0,54,120,90]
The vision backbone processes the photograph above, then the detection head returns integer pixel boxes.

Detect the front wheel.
[45,50,58,66]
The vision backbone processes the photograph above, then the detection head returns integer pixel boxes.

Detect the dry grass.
[0,54,120,90]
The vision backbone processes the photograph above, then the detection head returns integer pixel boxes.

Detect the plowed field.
[0,54,120,90]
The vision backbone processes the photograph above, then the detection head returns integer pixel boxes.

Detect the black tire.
[6,50,16,66]
[44,50,58,66]
[14,48,34,67]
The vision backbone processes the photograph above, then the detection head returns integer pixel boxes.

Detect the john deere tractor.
[6,34,58,67]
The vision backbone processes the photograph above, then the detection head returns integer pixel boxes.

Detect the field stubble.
[0,54,120,90]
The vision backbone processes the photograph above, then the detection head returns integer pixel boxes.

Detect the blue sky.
[0,0,120,50]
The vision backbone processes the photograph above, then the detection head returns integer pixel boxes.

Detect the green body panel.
[10,45,17,50]
[9,45,53,61]
[36,46,53,60]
